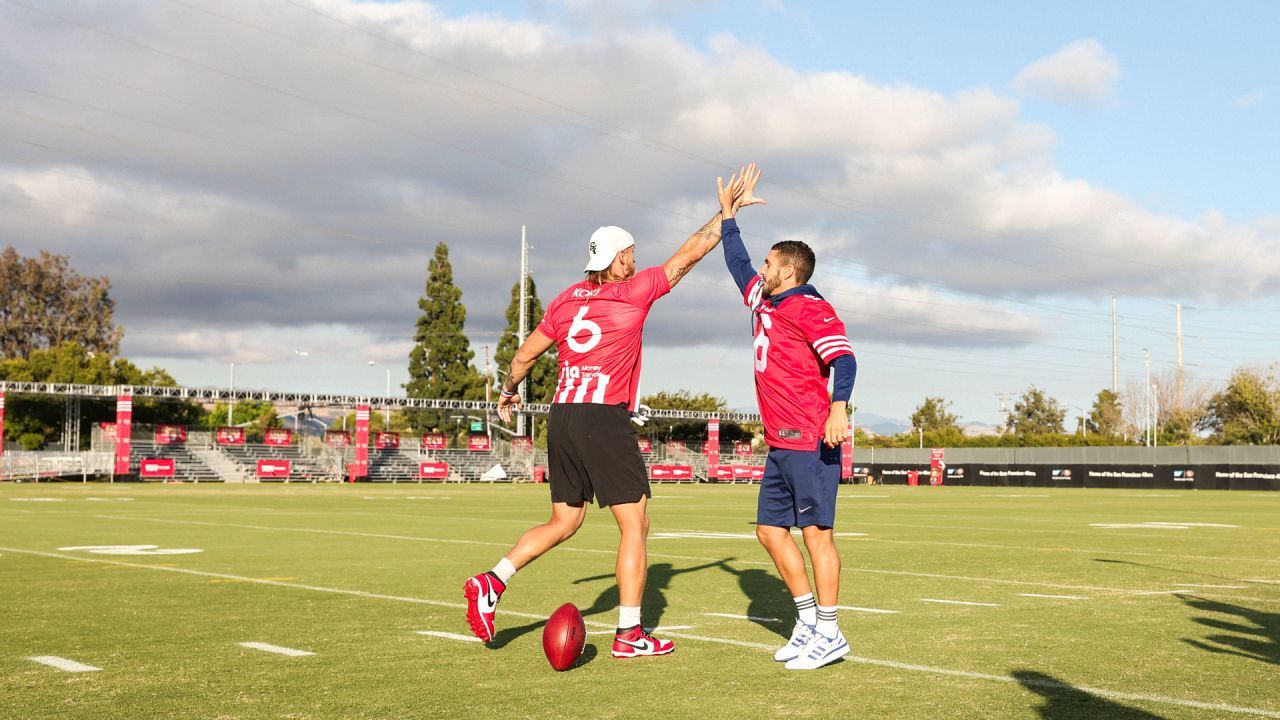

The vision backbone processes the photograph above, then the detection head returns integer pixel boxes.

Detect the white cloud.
[1010,38,1119,107]
[0,1,1274,380]
[1233,88,1265,109]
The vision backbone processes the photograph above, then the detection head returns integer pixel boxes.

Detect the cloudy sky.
[2,0,1277,427]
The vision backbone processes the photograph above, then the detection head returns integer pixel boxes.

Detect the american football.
[542,603,586,671]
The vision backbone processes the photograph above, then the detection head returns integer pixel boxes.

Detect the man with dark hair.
[463,165,764,659]
[717,169,857,670]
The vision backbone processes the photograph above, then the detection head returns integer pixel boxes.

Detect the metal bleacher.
[130,437,220,483]
[218,443,334,482]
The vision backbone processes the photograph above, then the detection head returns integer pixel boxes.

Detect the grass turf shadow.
[1179,594,1280,666]
[718,561,793,639]
[573,559,726,629]
[1013,670,1170,720]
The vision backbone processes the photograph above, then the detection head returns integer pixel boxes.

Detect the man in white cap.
[464,164,764,658]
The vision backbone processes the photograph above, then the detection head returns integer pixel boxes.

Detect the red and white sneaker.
[463,571,506,643]
[611,626,675,658]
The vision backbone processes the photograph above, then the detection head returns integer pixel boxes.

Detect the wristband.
[500,387,517,398]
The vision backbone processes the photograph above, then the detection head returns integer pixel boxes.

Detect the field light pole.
[367,361,392,428]
[227,363,235,426]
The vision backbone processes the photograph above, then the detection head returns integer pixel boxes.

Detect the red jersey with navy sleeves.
[537,266,671,411]
[743,274,855,450]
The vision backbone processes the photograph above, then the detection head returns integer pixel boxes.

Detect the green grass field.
[2,482,1278,720]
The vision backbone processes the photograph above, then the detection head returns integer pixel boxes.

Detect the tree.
[0,247,122,359]
[639,389,754,443]
[910,396,960,433]
[1087,389,1124,438]
[0,341,202,449]
[494,277,558,405]
[1007,386,1066,436]
[1202,368,1280,445]
[404,243,486,435]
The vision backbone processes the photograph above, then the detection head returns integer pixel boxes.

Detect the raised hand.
[733,162,765,212]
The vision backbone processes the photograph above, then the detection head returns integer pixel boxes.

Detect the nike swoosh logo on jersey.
[823,316,836,322]
[616,638,653,652]
[799,505,813,513]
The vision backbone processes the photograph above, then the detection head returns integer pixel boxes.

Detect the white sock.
[794,593,817,626]
[490,558,516,585]
[816,605,838,638]
[618,605,641,630]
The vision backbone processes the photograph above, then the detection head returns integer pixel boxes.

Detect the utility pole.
[1143,349,1151,447]
[1175,303,1183,407]
[517,225,528,438]
[483,345,492,434]
[1111,295,1118,393]
[995,392,1014,433]
[227,362,235,426]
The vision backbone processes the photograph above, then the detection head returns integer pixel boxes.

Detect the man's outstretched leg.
[464,501,586,643]
[607,496,673,658]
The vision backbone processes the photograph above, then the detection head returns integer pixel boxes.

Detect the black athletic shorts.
[547,403,650,508]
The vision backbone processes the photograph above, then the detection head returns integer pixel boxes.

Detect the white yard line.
[1174,583,1248,589]
[836,605,901,614]
[920,598,1000,607]
[1019,593,1089,600]
[416,631,481,643]
[84,516,1280,600]
[703,612,780,623]
[7,546,1277,719]
[28,655,100,672]
[239,642,314,657]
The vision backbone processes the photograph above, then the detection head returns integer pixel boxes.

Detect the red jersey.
[743,275,854,450]
[538,266,671,410]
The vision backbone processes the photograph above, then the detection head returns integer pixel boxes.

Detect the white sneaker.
[774,621,816,662]
[784,629,849,670]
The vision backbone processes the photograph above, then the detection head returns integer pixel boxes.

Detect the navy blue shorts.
[757,442,841,529]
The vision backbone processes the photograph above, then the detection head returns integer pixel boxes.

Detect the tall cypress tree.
[405,243,485,434]
[494,276,558,405]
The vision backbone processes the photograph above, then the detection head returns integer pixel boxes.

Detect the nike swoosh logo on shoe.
[617,639,653,652]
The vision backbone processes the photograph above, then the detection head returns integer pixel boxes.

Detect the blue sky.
[1,0,1276,429]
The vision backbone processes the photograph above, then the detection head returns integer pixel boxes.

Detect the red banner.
[510,436,533,451]
[422,433,446,451]
[0,391,5,459]
[637,437,652,453]
[666,440,686,454]
[257,459,291,479]
[419,461,449,479]
[376,432,400,450]
[930,447,945,486]
[734,441,753,457]
[841,423,853,480]
[264,428,292,446]
[114,395,132,476]
[707,465,733,480]
[732,465,764,480]
[154,424,187,444]
[139,458,175,478]
[215,426,245,445]
[351,405,370,481]
[468,433,491,452]
[705,418,720,468]
[649,465,693,480]
[325,430,351,447]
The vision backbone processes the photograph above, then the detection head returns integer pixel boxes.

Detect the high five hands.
[717,163,766,219]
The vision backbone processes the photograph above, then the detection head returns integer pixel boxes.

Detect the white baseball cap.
[584,226,635,272]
